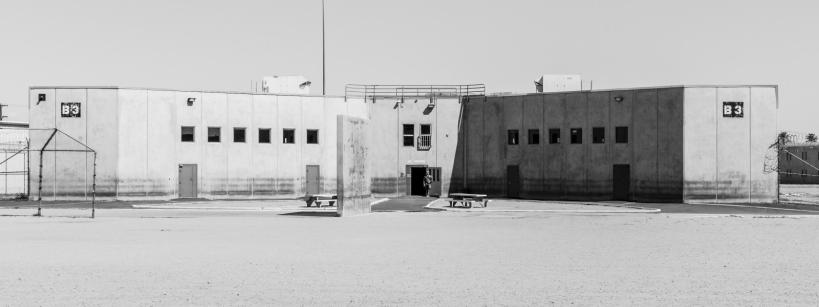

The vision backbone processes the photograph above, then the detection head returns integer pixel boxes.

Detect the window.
[615,126,628,144]
[403,124,414,147]
[233,128,246,143]
[507,130,519,145]
[549,129,560,144]
[528,129,540,145]
[307,129,319,144]
[181,126,195,142]
[207,127,220,142]
[283,129,295,144]
[802,152,808,160]
[801,170,807,177]
[570,128,582,144]
[592,127,605,144]
[418,124,432,150]
[258,128,271,143]
[420,124,431,135]
[786,153,792,161]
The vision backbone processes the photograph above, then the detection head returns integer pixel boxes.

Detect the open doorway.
[409,166,427,196]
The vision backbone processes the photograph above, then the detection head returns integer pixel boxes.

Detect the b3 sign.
[722,101,743,118]
[61,102,81,117]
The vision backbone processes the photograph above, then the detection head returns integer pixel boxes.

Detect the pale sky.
[1,0,816,132]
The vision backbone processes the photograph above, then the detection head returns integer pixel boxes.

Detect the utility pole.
[321,0,327,96]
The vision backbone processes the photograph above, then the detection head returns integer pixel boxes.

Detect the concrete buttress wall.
[337,115,371,216]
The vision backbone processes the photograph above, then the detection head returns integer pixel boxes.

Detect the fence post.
[91,152,96,219]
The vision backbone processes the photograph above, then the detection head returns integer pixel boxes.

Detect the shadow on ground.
[279,211,339,217]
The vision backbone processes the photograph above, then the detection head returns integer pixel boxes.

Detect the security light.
[187,97,196,106]
[37,94,46,105]
[299,81,312,89]
[614,96,624,102]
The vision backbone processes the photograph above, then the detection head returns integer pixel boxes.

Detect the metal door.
[613,164,630,201]
[429,167,442,197]
[178,164,198,198]
[507,165,520,198]
[306,165,320,195]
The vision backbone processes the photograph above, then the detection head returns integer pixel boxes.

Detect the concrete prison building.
[27,85,478,200]
[779,143,819,184]
[28,84,778,204]
[451,86,779,204]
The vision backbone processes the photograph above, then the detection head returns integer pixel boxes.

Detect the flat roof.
[484,84,779,97]
[28,86,351,99]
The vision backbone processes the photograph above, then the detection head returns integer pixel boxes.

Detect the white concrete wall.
[683,86,778,204]
[30,87,367,200]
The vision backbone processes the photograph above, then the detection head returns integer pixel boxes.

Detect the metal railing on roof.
[345,84,485,99]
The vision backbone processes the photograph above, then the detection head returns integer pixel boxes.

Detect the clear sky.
[1,0,816,132]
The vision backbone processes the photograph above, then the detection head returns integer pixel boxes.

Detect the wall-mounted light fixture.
[37,94,46,105]
[614,96,624,102]
[186,98,196,106]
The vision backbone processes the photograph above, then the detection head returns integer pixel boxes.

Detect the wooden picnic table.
[448,193,489,208]
[306,194,337,208]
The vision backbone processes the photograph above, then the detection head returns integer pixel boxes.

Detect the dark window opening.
[420,124,431,135]
[507,130,519,145]
[615,126,628,143]
[528,129,540,145]
[592,127,605,144]
[786,154,792,161]
[570,128,582,144]
[181,126,195,142]
[283,129,295,144]
[233,128,246,143]
[549,129,560,144]
[207,127,220,143]
[307,129,319,144]
[258,128,271,143]
[403,124,414,147]
[802,152,808,160]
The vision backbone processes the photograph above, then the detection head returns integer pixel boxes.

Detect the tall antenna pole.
[321,0,327,96]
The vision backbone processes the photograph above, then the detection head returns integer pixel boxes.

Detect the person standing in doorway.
[423,169,433,197]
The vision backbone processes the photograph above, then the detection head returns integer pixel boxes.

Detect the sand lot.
[2,208,819,306]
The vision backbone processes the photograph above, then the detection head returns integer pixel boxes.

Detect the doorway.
[507,165,520,198]
[306,165,320,195]
[178,164,198,198]
[406,165,428,196]
[613,164,630,201]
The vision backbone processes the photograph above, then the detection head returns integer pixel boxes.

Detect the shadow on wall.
[448,97,469,195]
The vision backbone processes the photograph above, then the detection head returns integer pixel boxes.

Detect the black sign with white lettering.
[61,102,81,117]
[722,101,743,118]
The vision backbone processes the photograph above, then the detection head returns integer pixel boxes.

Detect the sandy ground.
[3,206,819,306]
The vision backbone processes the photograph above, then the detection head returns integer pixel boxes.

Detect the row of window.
[403,124,432,147]
[784,152,819,161]
[507,127,629,145]
[180,127,319,144]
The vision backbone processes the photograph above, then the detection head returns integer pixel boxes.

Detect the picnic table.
[448,193,489,208]
[306,194,337,208]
